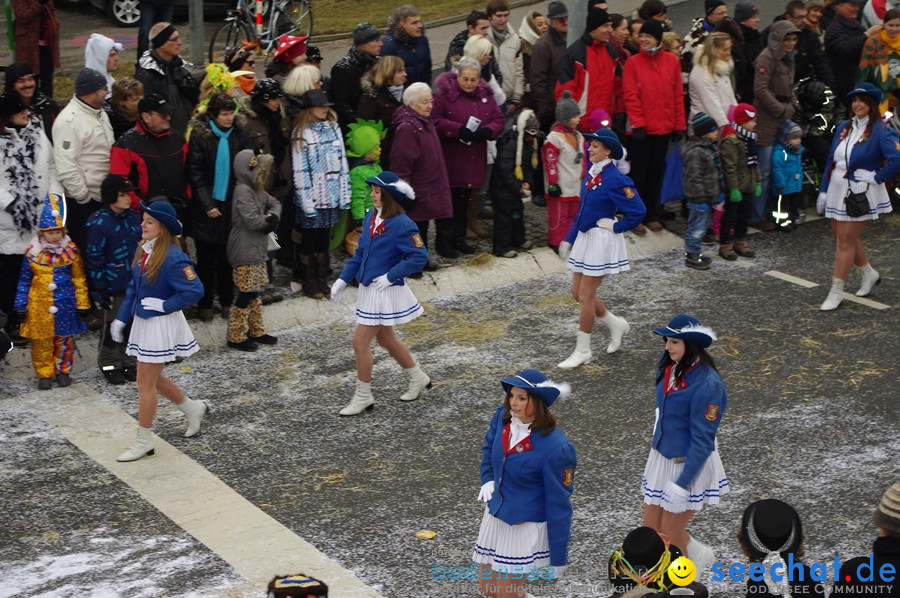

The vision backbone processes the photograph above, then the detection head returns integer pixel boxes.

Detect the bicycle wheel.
[209,19,255,63]
[272,0,313,37]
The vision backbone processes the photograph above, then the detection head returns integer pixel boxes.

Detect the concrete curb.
[3,231,683,381]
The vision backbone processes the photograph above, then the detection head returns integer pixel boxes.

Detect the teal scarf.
[209,119,233,202]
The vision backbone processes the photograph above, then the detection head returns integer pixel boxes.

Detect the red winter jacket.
[622,48,686,135]
[555,33,620,134]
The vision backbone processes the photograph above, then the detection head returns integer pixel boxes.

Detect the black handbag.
[845,185,870,217]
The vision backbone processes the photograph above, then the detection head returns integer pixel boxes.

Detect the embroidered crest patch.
[562,468,574,487]
[411,233,424,248]
[704,404,720,422]
[623,186,636,198]
[182,266,197,281]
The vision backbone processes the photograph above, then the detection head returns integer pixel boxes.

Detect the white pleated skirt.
[126,312,199,363]
[825,165,893,221]
[641,448,729,513]
[472,508,550,574]
[567,227,629,276]
[356,282,423,326]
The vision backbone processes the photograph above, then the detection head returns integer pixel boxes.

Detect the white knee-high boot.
[687,535,716,575]
[599,311,630,353]
[558,331,592,369]
[177,397,210,437]
[820,278,845,311]
[400,364,432,401]
[117,426,155,462]
[339,379,375,416]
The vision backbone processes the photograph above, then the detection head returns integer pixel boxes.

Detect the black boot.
[435,229,458,258]
[314,253,331,298]
[291,241,304,283]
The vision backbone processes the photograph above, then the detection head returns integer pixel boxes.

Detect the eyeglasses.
[246,60,256,66]
[167,35,181,43]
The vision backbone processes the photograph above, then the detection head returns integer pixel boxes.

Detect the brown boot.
[467,192,490,239]
[733,238,756,258]
[718,242,737,261]
[299,254,323,299]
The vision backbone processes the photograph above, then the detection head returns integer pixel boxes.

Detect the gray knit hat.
[75,68,107,96]
[556,90,581,123]
[734,0,759,23]
[873,481,900,536]
[353,22,381,45]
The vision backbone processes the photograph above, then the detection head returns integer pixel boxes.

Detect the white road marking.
[20,384,383,597]
[765,270,891,310]
[764,270,820,288]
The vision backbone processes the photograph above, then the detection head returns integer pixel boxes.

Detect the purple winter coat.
[390,104,453,222]
[431,71,505,189]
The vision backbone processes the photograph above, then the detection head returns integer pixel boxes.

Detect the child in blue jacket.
[84,175,143,385]
[771,121,805,230]
[330,171,430,417]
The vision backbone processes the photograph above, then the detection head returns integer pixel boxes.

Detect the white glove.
[661,480,690,514]
[330,279,347,302]
[816,191,828,215]
[854,169,878,184]
[477,480,495,503]
[110,319,126,343]
[548,565,566,580]
[596,217,616,231]
[140,297,165,312]
[558,241,572,261]
[370,274,392,292]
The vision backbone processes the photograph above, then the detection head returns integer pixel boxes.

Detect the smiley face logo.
[667,556,697,587]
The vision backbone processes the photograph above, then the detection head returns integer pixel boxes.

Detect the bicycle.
[209,0,313,64]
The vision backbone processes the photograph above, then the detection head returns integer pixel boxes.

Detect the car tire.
[108,0,140,27]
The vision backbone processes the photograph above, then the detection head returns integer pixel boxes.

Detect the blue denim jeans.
[753,145,774,223]
[685,201,712,256]
[138,2,176,58]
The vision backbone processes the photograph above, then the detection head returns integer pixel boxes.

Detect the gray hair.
[455,56,481,74]
[403,82,432,106]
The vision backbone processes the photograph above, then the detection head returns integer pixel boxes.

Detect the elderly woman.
[816,82,900,310]
[461,34,506,108]
[358,56,407,170]
[431,57,505,256]
[390,82,452,271]
[283,63,324,126]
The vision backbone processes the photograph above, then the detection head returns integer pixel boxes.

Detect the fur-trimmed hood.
[433,70,494,103]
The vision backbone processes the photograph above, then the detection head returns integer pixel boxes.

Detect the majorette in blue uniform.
[473,369,576,584]
[641,314,728,574]
[331,172,431,417]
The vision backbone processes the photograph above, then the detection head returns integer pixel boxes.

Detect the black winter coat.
[186,113,250,244]
[825,15,868,99]
[357,80,402,170]
[489,125,535,200]
[330,47,379,133]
